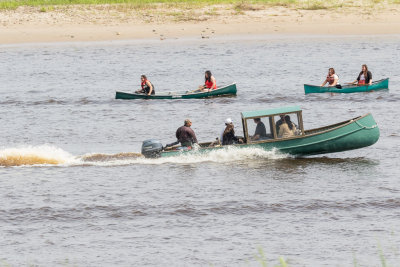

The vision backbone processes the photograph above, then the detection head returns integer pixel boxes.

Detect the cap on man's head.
[184,119,192,125]
[225,118,232,125]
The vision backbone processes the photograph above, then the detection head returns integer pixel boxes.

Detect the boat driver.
[175,119,198,147]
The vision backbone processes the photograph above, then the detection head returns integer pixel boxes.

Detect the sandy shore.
[1,3,400,44]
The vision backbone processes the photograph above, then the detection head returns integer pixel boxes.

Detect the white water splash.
[1,145,290,167]
[132,146,291,165]
[0,145,79,167]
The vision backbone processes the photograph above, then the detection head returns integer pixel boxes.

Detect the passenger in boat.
[221,118,243,145]
[321,68,339,87]
[175,119,198,147]
[198,70,217,92]
[275,115,285,134]
[351,64,372,85]
[278,115,296,138]
[135,75,155,95]
[251,118,267,141]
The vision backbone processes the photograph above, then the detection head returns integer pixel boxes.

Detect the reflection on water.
[290,156,378,166]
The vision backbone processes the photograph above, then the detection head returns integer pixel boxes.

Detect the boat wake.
[0,145,289,167]
[0,145,77,167]
[137,146,290,165]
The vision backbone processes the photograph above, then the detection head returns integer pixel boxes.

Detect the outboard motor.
[141,139,163,158]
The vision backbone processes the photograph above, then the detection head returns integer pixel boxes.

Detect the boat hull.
[304,78,389,94]
[159,113,379,157]
[116,83,237,99]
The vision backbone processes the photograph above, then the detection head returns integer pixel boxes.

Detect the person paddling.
[136,74,155,95]
[198,70,217,92]
[321,68,339,87]
[350,64,372,86]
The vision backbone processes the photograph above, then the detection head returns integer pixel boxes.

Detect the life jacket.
[205,79,217,89]
[358,74,366,85]
[141,80,155,94]
[326,75,335,85]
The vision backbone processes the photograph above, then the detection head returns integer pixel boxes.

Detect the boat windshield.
[246,117,274,142]
[244,112,303,143]
[274,113,302,138]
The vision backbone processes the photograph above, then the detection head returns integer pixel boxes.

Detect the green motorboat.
[141,106,380,158]
[116,83,237,100]
[304,78,389,94]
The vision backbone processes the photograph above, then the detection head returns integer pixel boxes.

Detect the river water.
[1,35,399,266]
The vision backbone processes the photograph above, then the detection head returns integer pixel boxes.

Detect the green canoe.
[141,106,379,158]
[304,78,389,94]
[116,83,237,100]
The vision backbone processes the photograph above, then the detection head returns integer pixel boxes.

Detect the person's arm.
[251,124,260,140]
[135,85,143,93]
[321,79,328,87]
[352,74,360,85]
[232,135,240,143]
[210,76,216,90]
[192,134,198,144]
[189,128,198,143]
[146,81,153,95]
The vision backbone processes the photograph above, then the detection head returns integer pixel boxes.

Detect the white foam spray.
[0,145,78,167]
[1,145,290,167]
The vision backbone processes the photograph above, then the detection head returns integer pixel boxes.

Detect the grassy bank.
[0,0,399,11]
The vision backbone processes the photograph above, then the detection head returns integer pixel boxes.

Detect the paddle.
[186,87,207,94]
[186,89,200,94]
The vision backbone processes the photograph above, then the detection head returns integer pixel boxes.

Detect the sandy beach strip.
[1,3,400,44]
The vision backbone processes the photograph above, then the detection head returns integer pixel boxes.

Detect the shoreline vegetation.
[1,0,400,10]
[1,0,400,44]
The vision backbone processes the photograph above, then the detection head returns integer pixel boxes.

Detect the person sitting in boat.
[351,64,372,86]
[321,68,339,87]
[175,119,198,148]
[278,115,296,138]
[220,118,243,145]
[198,70,217,92]
[251,118,267,141]
[275,115,285,134]
[135,74,155,95]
